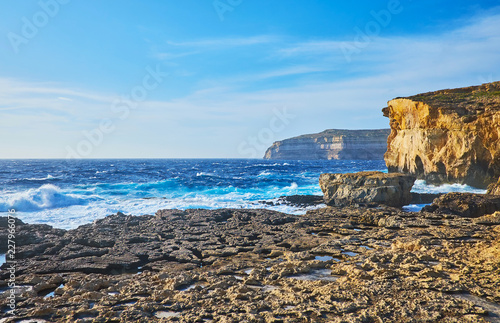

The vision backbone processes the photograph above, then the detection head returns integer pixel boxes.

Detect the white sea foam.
[412,180,486,194]
[4,182,323,229]
[248,163,282,167]
[2,178,487,230]
[8,196,324,230]
[196,172,218,177]
[2,159,491,231]
[24,174,57,181]
[0,184,86,212]
[404,180,487,212]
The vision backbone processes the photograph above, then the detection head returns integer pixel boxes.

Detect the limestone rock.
[411,192,443,204]
[422,192,500,218]
[259,195,324,207]
[319,171,415,207]
[487,177,500,195]
[264,129,390,160]
[383,81,500,188]
[1,202,500,322]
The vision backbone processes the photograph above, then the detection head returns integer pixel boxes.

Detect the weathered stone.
[411,192,443,204]
[319,171,415,207]
[163,274,193,290]
[264,129,390,160]
[487,177,500,195]
[423,192,500,218]
[383,81,500,188]
[259,195,324,207]
[0,218,65,254]
[1,198,500,322]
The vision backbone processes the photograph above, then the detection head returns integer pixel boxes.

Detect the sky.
[0,0,499,158]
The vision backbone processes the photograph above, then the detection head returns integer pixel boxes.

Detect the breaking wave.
[0,184,86,212]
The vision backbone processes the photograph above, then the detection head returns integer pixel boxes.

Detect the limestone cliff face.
[264,129,390,160]
[383,82,500,188]
[488,177,500,195]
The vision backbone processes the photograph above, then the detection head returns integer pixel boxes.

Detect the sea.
[0,159,487,229]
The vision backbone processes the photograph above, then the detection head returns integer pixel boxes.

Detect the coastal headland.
[1,82,500,322]
[264,129,390,160]
[383,81,500,188]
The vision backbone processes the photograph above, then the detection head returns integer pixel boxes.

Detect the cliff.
[383,81,500,188]
[488,177,500,195]
[264,129,390,160]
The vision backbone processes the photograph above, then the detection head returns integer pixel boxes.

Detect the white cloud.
[1,10,500,158]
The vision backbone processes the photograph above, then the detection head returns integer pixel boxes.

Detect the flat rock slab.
[319,171,415,207]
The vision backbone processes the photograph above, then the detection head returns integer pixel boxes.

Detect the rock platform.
[1,202,500,322]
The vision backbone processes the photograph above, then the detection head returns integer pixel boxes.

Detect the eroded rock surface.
[488,177,500,195]
[1,202,499,322]
[422,193,500,218]
[259,195,324,208]
[319,171,415,207]
[383,81,500,188]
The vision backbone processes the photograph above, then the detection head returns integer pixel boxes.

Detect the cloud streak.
[1,9,500,158]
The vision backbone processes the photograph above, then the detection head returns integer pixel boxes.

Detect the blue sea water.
[0,159,486,229]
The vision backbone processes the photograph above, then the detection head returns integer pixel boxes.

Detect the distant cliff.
[263,129,391,160]
[383,81,500,188]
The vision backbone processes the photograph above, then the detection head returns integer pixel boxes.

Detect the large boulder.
[422,192,500,218]
[319,171,415,207]
[383,81,500,189]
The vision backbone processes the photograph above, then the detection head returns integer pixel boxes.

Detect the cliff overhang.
[383,82,500,188]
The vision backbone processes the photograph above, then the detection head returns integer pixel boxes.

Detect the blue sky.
[1,0,499,158]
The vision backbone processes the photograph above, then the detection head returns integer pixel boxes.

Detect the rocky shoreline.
[1,194,500,322]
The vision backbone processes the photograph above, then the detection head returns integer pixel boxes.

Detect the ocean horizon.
[0,159,486,230]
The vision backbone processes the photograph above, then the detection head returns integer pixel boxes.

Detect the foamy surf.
[0,184,86,212]
[0,159,488,230]
[411,179,487,194]
[8,187,324,229]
